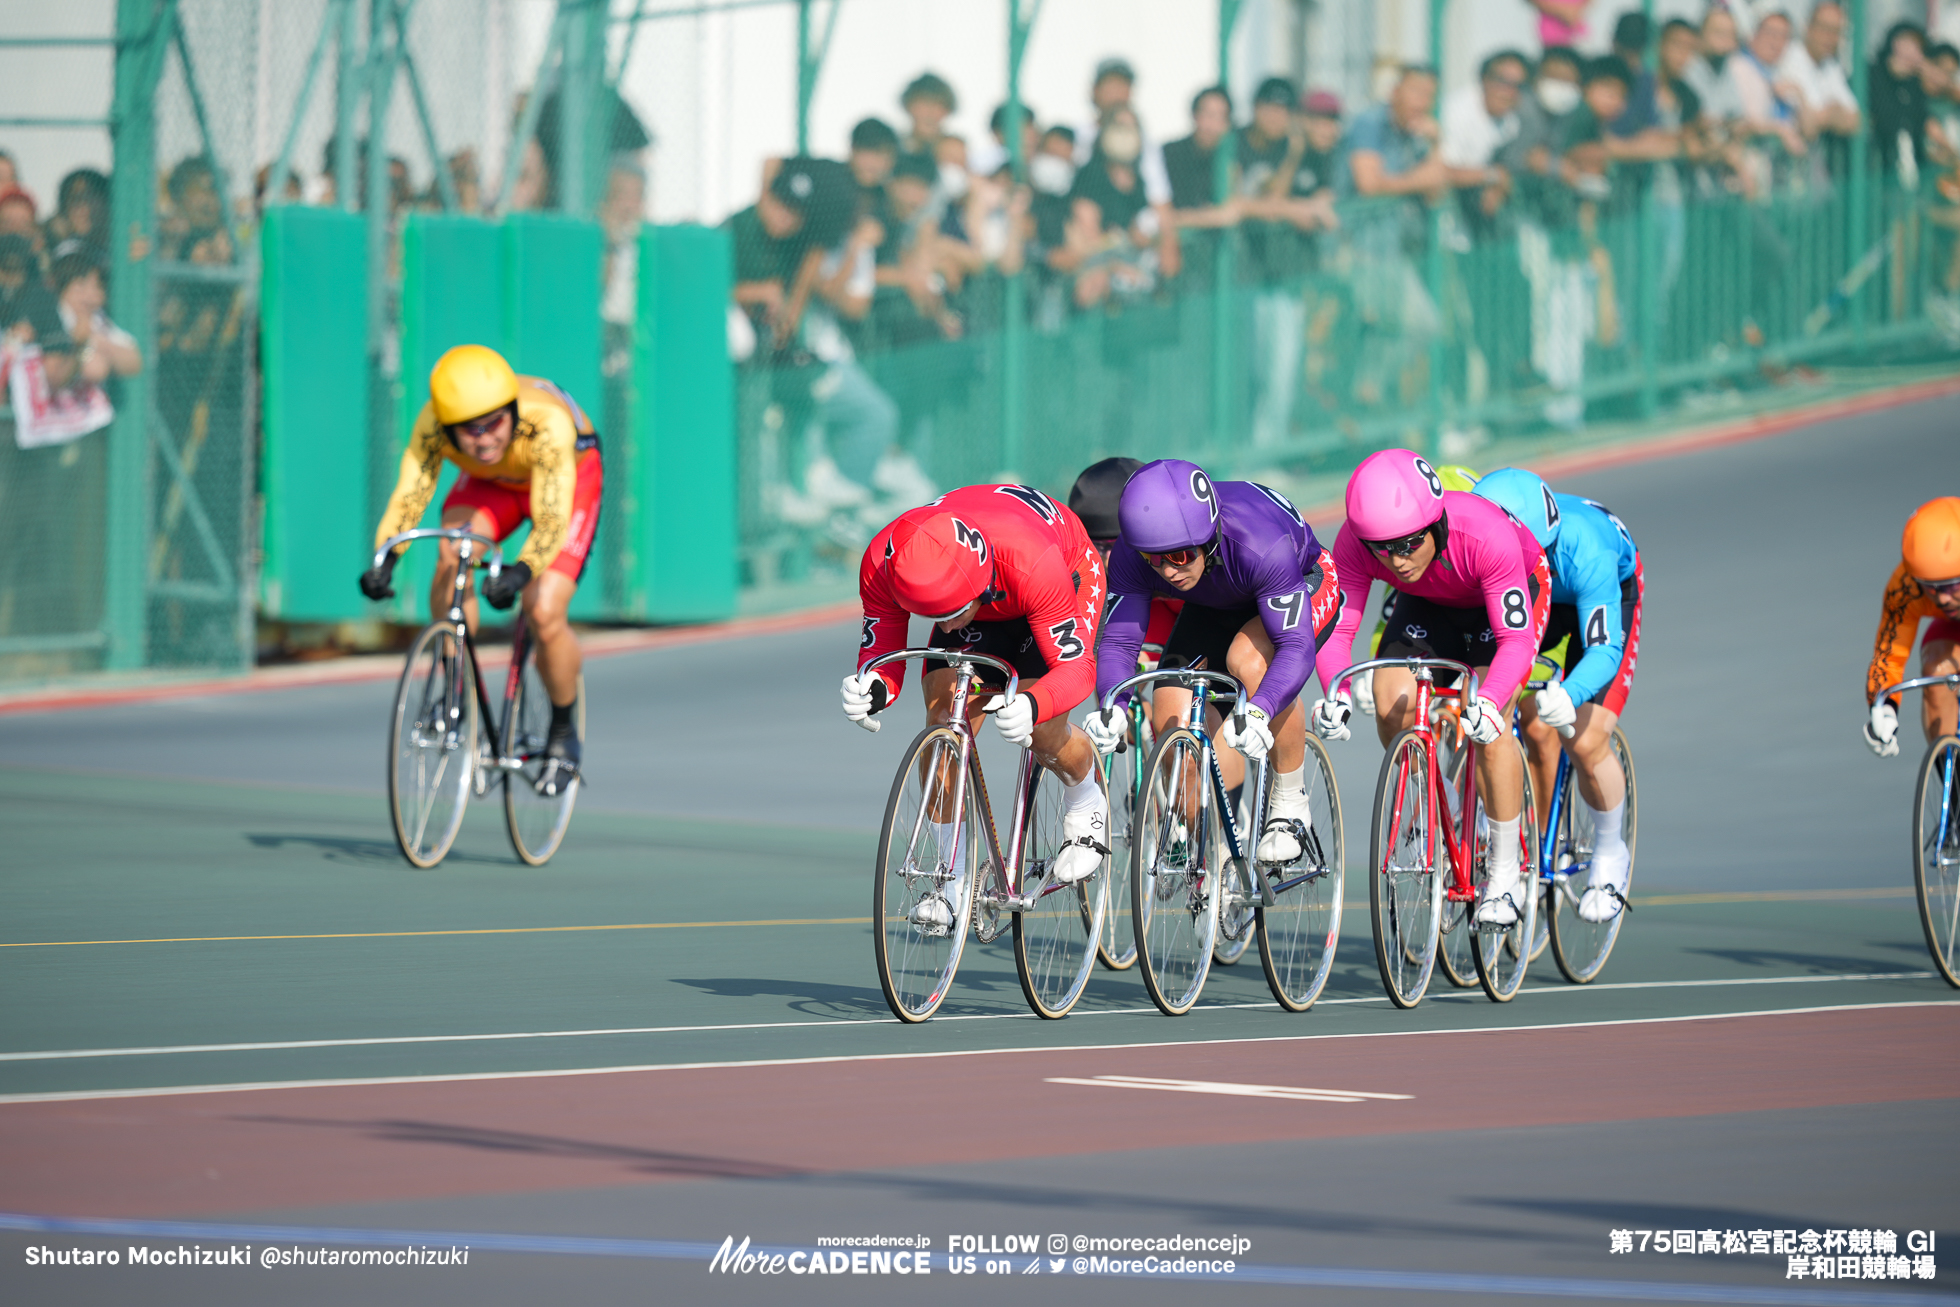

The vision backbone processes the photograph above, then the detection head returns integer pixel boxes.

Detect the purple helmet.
[1118,459,1221,553]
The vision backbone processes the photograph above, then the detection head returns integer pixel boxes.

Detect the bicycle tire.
[1369,729,1442,1009]
[1133,726,1219,1015]
[1013,758,1108,1019]
[1471,737,1540,1002]
[502,650,584,866]
[1912,735,1960,988]
[1548,728,1639,984]
[1098,707,1148,971]
[388,623,477,869]
[874,726,979,1022]
[1435,842,1477,989]
[1255,734,1345,1012]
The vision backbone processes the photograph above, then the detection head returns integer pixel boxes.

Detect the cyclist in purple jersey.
[1085,459,1341,862]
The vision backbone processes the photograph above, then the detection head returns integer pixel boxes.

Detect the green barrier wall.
[503,215,608,620]
[631,224,737,622]
[259,206,371,623]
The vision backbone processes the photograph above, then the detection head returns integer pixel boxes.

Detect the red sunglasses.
[1141,546,1204,568]
[454,411,506,439]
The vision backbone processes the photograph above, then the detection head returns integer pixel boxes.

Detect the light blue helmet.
[1473,467,1562,552]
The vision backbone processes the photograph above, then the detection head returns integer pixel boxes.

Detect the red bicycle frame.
[1344,656,1482,901]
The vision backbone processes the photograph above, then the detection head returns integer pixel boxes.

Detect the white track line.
[0,999,1953,1105]
[0,969,1933,1064]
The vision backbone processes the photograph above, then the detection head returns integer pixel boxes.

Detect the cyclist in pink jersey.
[1310,449,1551,926]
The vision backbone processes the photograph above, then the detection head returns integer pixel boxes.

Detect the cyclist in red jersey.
[843,484,1109,931]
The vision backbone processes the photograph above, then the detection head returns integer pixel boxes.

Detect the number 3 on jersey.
[1047,617,1085,661]
[1501,587,1529,630]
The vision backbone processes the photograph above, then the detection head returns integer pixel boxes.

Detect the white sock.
[1589,799,1627,856]
[1062,774,1102,813]
[1487,816,1521,881]
[1275,766,1305,800]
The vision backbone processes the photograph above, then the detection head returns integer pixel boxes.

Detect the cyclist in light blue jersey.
[1475,468,1643,923]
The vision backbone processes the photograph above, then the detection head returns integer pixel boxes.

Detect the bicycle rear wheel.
[1471,738,1540,1002]
[503,650,584,866]
[1013,759,1108,1019]
[1098,707,1147,971]
[1253,735,1344,1012]
[1369,729,1442,1009]
[1548,728,1639,984]
[874,727,979,1022]
[1435,844,1477,989]
[1912,735,1960,988]
[388,624,478,868]
[1133,727,1219,1015]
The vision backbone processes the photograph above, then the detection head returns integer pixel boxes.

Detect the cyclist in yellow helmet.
[1354,464,1482,717]
[1865,497,1960,756]
[359,344,603,785]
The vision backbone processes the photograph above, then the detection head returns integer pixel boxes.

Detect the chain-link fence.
[1,0,1956,683]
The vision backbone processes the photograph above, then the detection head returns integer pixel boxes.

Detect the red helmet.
[884,510,994,619]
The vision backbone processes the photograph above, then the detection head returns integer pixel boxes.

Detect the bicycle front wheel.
[1369,729,1442,1009]
[874,727,979,1022]
[1913,735,1960,988]
[1098,707,1148,971]
[1133,727,1219,1015]
[1471,737,1540,1003]
[503,655,584,867]
[1013,759,1108,1019]
[1549,728,1638,984]
[388,623,478,868]
[1256,735,1344,1012]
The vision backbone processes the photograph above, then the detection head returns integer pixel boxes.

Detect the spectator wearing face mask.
[1074,57,1173,207]
[1064,103,1178,309]
[1499,45,1584,220]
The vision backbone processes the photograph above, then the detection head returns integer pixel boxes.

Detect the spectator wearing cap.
[849,117,901,196]
[1073,57,1173,207]
[0,232,75,391]
[50,240,140,389]
[1778,2,1860,182]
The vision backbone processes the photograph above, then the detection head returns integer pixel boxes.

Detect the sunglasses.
[1141,546,1204,568]
[454,411,506,439]
[1365,529,1431,558]
[1921,577,1960,597]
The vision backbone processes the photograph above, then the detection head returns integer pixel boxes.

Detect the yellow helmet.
[430,344,518,426]
[1433,464,1482,493]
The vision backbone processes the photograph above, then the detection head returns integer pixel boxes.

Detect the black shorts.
[1377,570,1548,687]
[1160,554,1343,682]
[927,617,1050,690]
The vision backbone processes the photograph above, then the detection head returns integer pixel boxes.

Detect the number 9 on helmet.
[1118,458,1221,554]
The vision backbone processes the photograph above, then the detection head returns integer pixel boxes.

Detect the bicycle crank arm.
[1265,865,1328,896]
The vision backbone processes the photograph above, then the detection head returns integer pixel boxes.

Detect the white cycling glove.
[1222,704,1275,761]
[1462,695,1505,745]
[1083,706,1126,757]
[985,692,1038,747]
[1865,702,1900,758]
[1310,696,1352,742]
[840,671,885,732]
[1534,681,1577,732]
[1351,671,1377,718]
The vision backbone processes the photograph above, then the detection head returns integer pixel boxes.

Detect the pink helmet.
[1345,448,1447,542]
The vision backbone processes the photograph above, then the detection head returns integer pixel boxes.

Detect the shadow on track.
[1686,947,1925,975]
[229,1114,802,1181]
[245,834,507,867]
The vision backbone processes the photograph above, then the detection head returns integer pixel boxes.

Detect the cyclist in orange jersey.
[1866,497,1960,756]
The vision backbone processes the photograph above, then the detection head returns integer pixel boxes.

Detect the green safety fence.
[731,171,1954,596]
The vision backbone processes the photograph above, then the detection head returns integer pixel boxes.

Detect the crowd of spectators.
[731,1,1960,517]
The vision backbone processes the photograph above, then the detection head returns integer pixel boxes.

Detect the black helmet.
[1068,456,1144,543]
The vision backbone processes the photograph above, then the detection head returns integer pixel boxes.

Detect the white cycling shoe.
[1476,867,1526,927]
[1051,802,1110,885]
[1257,788,1311,863]
[1577,844,1632,922]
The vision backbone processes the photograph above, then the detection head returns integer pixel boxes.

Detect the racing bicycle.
[1879,673,1960,988]
[376,528,584,869]
[1337,656,1538,1008]
[859,648,1109,1023]
[1101,666,1344,1016]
